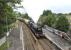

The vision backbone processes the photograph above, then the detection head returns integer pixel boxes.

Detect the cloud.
[21,0,71,22]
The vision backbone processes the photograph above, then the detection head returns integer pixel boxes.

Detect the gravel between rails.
[38,38,53,50]
[38,38,59,50]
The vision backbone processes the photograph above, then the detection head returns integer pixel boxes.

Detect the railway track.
[38,38,52,50]
[20,21,43,50]
[19,21,58,50]
[38,38,60,50]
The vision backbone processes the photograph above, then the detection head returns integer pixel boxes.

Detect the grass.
[0,42,7,50]
[0,41,11,50]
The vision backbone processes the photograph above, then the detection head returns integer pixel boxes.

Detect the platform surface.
[42,28,71,50]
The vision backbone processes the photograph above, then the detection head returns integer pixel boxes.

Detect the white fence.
[0,31,10,46]
[0,21,17,47]
[0,36,6,46]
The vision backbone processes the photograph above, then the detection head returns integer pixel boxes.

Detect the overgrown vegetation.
[0,0,22,38]
[0,42,7,50]
[0,41,11,50]
[21,13,31,19]
[55,15,70,32]
[38,10,70,32]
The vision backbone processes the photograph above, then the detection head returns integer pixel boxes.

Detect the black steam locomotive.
[29,20,44,38]
[18,18,44,38]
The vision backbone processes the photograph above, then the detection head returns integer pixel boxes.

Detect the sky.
[18,0,71,22]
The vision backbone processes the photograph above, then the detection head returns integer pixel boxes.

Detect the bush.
[55,15,70,32]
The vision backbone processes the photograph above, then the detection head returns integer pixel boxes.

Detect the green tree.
[38,16,47,27]
[21,13,30,19]
[43,14,56,27]
[0,0,22,38]
[69,13,71,15]
[38,10,70,32]
[55,15,70,32]
[41,10,52,16]
[38,10,56,27]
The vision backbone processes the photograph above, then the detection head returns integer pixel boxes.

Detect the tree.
[21,13,30,19]
[55,15,70,32]
[38,10,56,27]
[38,16,48,27]
[43,14,56,27]
[57,13,63,15]
[38,9,70,32]
[0,0,22,38]
[69,13,71,15]
[41,10,52,16]
[1,0,21,4]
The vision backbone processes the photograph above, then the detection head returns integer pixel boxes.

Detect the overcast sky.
[20,0,71,22]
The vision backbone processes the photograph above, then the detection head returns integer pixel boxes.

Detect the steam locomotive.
[18,18,44,38]
[28,20,44,38]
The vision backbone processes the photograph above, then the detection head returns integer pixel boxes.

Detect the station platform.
[42,28,71,50]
